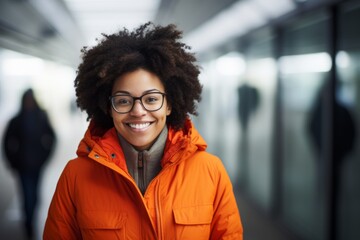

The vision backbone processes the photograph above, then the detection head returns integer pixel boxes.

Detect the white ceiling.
[184,0,297,53]
[63,0,299,53]
[0,0,318,65]
[63,0,161,47]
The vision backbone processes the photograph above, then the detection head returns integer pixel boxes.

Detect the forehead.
[112,69,165,94]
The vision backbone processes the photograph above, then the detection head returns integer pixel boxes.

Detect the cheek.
[111,112,124,127]
[110,109,120,122]
[153,111,169,125]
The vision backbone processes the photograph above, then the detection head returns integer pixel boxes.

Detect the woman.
[43,22,243,239]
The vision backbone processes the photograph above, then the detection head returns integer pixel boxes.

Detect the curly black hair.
[74,22,202,131]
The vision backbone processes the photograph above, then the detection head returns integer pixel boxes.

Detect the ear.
[166,105,172,116]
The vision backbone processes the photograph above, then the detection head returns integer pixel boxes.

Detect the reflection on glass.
[337,1,360,239]
[279,52,332,74]
[279,11,329,240]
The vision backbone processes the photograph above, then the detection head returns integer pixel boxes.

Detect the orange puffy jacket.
[43,120,243,239]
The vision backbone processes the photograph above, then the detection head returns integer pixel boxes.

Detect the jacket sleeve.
[210,158,243,240]
[2,118,20,169]
[43,161,82,239]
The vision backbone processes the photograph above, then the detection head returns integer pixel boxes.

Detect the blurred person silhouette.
[307,80,356,239]
[307,80,356,186]
[237,83,260,131]
[236,82,260,186]
[2,88,56,239]
[43,22,243,240]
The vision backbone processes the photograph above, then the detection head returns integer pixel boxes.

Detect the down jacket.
[43,120,243,239]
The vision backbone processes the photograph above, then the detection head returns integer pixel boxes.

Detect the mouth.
[126,122,152,130]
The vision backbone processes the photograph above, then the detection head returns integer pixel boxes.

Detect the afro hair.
[74,22,202,131]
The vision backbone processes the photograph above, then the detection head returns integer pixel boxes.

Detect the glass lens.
[112,95,133,113]
[141,92,164,111]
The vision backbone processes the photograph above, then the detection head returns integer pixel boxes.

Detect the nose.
[129,99,147,116]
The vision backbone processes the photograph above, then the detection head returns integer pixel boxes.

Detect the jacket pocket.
[77,210,127,240]
[173,204,213,240]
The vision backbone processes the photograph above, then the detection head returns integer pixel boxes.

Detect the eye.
[114,96,132,106]
[143,94,160,104]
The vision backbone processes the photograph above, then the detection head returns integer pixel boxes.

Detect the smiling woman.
[43,22,243,240]
[110,69,171,151]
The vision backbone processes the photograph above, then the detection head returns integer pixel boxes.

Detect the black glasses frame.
[109,92,166,114]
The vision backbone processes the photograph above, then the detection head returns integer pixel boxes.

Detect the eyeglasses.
[110,92,166,114]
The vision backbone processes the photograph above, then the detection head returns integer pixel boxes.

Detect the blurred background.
[0,0,359,239]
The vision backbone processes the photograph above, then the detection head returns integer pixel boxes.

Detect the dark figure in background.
[307,81,356,240]
[237,83,260,131]
[236,83,260,186]
[307,82,356,186]
[308,96,356,165]
[2,88,56,239]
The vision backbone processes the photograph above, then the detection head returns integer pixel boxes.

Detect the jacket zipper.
[148,159,181,240]
[123,168,159,239]
[155,181,163,240]
[138,151,145,194]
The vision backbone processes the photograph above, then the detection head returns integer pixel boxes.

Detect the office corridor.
[1,1,360,239]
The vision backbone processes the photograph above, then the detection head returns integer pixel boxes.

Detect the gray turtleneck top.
[118,126,168,195]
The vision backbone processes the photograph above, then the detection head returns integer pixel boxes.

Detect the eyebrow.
[113,89,162,96]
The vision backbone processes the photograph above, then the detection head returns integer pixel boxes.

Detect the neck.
[118,126,168,194]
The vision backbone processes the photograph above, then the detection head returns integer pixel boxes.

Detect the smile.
[127,122,151,129]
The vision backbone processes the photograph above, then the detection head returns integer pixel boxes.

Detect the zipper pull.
[138,152,143,168]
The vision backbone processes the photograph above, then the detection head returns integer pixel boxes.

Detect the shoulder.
[61,156,121,184]
[3,116,20,138]
[38,110,51,122]
[191,151,223,166]
[62,157,97,175]
[58,157,95,184]
[182,151,228,180]
[7,115,20,127]
[191,151,222,168]
[56,157,99,193]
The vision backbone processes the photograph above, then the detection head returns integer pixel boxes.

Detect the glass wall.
[242,28,277,211]
[195,1,360,239]
[279,10,330,240]
[337,2,360,239]
[196,51,246,181]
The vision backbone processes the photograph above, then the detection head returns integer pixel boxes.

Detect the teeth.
[128,122,150,129]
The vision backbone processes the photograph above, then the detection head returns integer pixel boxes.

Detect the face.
[110,69,171,151]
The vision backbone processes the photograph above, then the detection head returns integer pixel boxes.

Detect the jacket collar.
[162,119,207,167]
[118,126,168,194]
[76,118,207,171]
